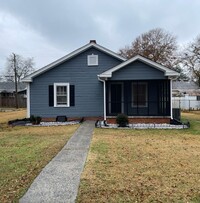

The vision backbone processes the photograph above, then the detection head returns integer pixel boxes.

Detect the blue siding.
[30,48,122,118]
[110,60,166,80]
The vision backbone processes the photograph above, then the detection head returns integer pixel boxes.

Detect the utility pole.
[13,53,18,109]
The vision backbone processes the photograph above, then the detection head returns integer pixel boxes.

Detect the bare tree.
[5,54,35,82]
[119,28,178,68]
[4,53,35,108]
[182,35,200,87]
[174,64,190,81]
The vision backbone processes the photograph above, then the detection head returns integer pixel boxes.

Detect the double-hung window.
[132,82,148,107]
[54,83,70,107]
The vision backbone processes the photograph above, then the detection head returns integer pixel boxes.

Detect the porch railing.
[106,101,170,117]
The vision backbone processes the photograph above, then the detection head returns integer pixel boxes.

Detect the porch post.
[170,79,173,119]
[98,77,107,120]
[26,82,30,118]
[103,80,106,121]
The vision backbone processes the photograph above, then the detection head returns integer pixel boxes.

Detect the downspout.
[26,82,30,118]
[170,79,173,119]
[98,77,106,121]
[168,75,179,120]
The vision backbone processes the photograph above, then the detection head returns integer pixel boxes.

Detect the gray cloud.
[0,0,200,74]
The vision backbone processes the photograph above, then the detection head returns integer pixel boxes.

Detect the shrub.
[116,114,129,127]
[35,116,42,124]
[30,115,42,125]
[30,115,36,124]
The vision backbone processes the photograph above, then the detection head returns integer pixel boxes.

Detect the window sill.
[54,105,70,108]
[88,64,98,66]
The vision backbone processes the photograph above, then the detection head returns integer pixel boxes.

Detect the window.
[87,54,98,66]
[54,83,70,107]
[132,82,148,107]
[197,96,200,101]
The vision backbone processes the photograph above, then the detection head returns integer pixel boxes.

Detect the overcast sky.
[0,0,200,75]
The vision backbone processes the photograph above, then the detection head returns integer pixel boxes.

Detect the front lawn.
[0,110,79,202]
[0,109,26,124]
[77,111,200,203]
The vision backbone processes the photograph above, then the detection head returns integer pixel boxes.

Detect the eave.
[98,55,180,79]
[21,42,126,83]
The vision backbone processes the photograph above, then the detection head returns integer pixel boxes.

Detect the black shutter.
[49,85,54,106]
[70,85,75,106]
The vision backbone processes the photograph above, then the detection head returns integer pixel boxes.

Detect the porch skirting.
[41,116,170,124]
[107,116,171,124]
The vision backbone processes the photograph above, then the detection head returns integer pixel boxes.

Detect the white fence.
[172,96,200,110]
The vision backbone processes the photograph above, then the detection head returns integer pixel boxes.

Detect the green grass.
[77,111,200,203]
[0,110,79,202]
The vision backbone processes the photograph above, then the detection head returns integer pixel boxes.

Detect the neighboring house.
[0,82,27,107]
[22,40,179,123]
[0,82,26,95]
[172,81,200,110]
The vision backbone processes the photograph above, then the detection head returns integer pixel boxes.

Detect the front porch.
[106,80,171,118]
[98,55,179,123]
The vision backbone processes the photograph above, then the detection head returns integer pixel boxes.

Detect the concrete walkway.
[20,121,95,203]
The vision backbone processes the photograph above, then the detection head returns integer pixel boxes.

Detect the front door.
[109,83,123,114]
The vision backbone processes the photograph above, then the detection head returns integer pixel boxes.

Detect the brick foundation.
[41,116,170,124]
[42,117,56,122]
[107,117,171,124]
[41,116,103,122]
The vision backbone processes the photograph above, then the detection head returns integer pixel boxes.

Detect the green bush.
[116,114,129,127]
[30,115,36,124]
[30,115,42,125]
[35,116,42,124]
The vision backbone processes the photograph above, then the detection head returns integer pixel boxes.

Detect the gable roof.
[172,81,200,90]
[21,41,126,82]
[0,82,26,93]
[172,81,200,96]
[98,55,180,79]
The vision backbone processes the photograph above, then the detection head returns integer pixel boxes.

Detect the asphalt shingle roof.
[172,81,199,90]
[0,82,26,93]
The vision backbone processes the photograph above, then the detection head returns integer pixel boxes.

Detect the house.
[172,81,200,110]
[0,82,26,107]
[21,40,179,123]
[0,82,26,95]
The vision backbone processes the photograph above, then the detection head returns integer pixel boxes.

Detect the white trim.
[170,79,173,119]
[98,78,107,120]
[87,54,98,66]
[103,80,106,121]
[26,83,30,118]
[54,83,70,107]
[103,80,106,120]
[21,42,126,82]
[99,55,180,78]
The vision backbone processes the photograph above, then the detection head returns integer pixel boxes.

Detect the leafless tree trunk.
[182,35,200,87]
[3,53,35,108]
[13,53,18,108]
[4,53,35,83]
